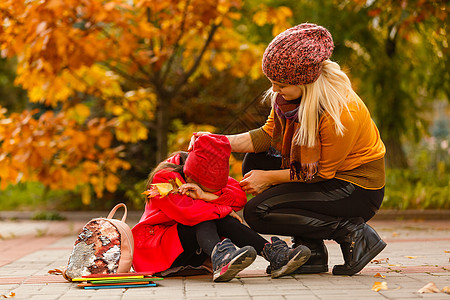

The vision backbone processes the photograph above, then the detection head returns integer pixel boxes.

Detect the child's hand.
[179,183,204,199]
[229,210,243,223]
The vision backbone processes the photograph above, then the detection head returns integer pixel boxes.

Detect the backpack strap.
[107,203,128,222]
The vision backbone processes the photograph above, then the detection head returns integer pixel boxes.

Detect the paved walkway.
[0,215,449,299]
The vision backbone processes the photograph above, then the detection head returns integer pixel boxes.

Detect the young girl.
[132,134,311,282]
[191,23,387,276]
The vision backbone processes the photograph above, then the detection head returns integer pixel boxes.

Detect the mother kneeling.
[192,23,386,276]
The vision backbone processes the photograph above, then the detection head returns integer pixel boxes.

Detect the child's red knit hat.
[262,23,334,85]
[183,134,231,191]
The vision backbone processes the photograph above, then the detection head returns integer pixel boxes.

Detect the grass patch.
[32,211,66,221]
[0,181,73,211]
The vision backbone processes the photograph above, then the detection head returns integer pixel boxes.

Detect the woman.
[192,23,386,276]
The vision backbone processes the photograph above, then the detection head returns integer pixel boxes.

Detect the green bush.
[0,182,68,211]
[382,137,450,209]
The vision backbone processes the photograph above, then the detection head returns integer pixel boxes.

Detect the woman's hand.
[239,170,273,196]
[179,183,205,199]
[229,210,243,223]
[188,131,212,150]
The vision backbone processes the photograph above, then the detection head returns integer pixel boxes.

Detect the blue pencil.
[84,283,157,289]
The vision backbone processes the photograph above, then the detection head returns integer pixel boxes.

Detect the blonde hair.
[264,60,355,148]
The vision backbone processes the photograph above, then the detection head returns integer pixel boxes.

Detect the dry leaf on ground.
[444,250,450,253]
[374,273,386,279]
[442,286,450,294]
[48,268,63,275]
[0,292,15,298]
[417,282,440,293]
[371,257,389,264]
[372,281,388,292]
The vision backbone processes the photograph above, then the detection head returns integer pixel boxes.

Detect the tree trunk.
[383,135,408,169]
[378,28,409,169]
[155,92,171,163]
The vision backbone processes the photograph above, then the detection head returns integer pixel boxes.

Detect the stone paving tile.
[0,220,449,300]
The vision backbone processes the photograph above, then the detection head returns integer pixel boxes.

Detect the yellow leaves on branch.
[253,5,293,36]
[203,28,265,80]
[109,88,156,143]
[0,0,272,105]
[0,107,130,196]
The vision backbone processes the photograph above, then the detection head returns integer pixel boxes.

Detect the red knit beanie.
[262,23,334,85]
[183,134,231,191]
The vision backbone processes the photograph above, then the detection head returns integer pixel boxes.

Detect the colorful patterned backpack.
[63,203,134,281]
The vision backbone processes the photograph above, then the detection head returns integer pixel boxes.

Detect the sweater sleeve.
[150,171,232,226]
[249,108,275,153]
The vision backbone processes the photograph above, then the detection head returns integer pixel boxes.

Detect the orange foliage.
[0,0,292,197]
[0,106,130,196]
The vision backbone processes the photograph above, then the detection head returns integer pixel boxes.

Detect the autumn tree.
[0,0,292,201]
[331,0,449,168]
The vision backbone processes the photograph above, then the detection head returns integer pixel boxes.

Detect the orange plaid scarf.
[271,94,320,181]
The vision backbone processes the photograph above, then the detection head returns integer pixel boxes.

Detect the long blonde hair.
[265,60,354,148]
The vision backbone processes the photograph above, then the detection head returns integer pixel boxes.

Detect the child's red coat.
[131,154,247,273]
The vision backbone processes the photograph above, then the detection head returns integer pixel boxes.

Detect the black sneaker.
[262,237,311,278]
[211,238,257,282]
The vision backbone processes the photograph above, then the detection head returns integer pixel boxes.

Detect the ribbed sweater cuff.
[249,127,272,153]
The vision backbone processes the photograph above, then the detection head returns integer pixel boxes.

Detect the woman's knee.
[242,152,281,175]
[243,197,268,232]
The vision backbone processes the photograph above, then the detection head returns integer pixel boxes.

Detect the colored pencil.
[92,278,163,284]
[81,272,153,278]
[72,275,144,282]
[78,281,151,287]
[83,283,157,289]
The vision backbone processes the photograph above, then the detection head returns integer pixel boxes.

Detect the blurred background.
[0,0,448,216]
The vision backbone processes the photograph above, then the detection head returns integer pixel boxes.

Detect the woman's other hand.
[239,170,273,196]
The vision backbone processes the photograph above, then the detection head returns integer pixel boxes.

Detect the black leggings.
[171,216,268,268]
[242,152,384,240]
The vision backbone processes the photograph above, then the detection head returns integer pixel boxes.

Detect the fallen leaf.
[374,273,386,279]
[404,256,417,259]
[417,282,440,293]
[371,257,389,264]
[442,286,450,294]
[48,268,63,275]
[0,292,15,298]
[371,281,388,292]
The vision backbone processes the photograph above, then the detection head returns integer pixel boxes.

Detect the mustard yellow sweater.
[249,94,386,189]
